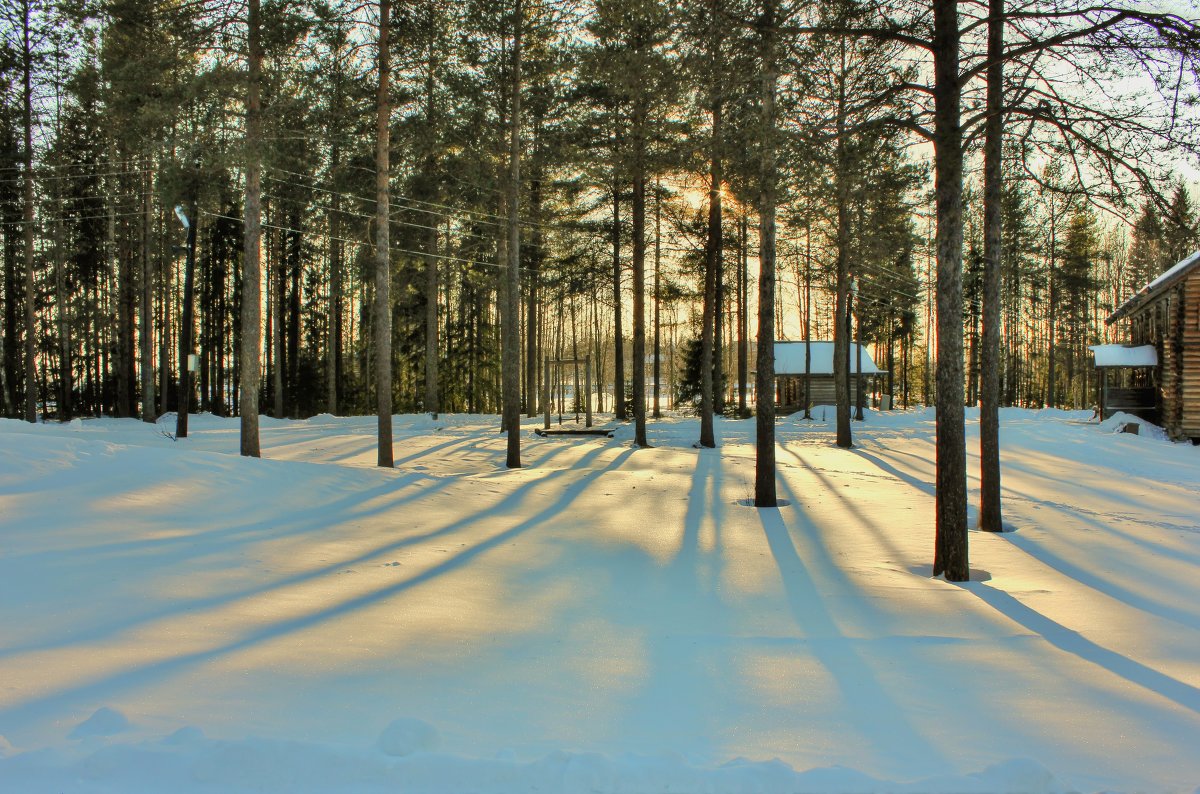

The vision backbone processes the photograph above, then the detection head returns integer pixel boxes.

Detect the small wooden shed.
[1106,251,1200,441]
[1088,344,1158,422]
[773,341,884,411]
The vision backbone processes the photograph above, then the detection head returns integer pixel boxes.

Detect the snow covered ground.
[0,407,1197,793]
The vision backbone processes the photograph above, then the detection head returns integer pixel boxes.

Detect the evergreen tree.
[1126,199,1162,293]
[1162,181,1196,269]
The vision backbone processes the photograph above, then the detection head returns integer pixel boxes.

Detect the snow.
[1,408,1198,793]
[1089,344,1158,368]
[1099,411,1172,441]
[774,341,884,375]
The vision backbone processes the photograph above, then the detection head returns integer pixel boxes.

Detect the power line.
[260,188,551,252]
[201,209,509,272]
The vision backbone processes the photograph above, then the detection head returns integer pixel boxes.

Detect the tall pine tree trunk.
[502,0,523,468]
[140,169,156,421]
[116,202,133,417]
[422,35,440,420]
[979,0,1004,533]
[932,0,969,581]
[272,230,284,417]
[328,153,342,415]
[699,104,721,448]
[834,37,852,448]
[612,181,624,420]
[653,177,662,419]
[21,0,37,423]
[734,215,744,417]
[631,103,648,448]
[424,222,439,417]
[525,171,541,418]
[754,0,778,507]
[240,0,263,457]
[375,0,394,467]
[54,203,71,420]
[1046,242,1057,407]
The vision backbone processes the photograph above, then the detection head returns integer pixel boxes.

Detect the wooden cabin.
[1105,251,1200,441]
[774,341,884,412]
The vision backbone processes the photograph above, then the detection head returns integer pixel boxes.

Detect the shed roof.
[1089,344,1158,368]
[1107,250,1200,324]
[774,341,884,376]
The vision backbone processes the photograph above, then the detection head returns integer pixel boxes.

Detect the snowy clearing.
[1,408,1198,793]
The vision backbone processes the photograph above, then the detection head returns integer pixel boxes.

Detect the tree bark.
[328,148,342,415]
[739,215,749,417]
[653,176,662,419]
[240,0,263,457]
[525,172,541,418]
[423,30,440,419]
[1047,239,1057,408]
[502,0,523,468]
[272,228,284,417]
[140,169,155,421]
[833,36,852,448]
[612,181,625,420]
[375,0,394,467]
[631,105,648,448]
[21,0,37,423]
[979,0,1004,533]
[54,196,71,420]
[931,0,969,581]
[700,103,722,448]
[754,0,778,508]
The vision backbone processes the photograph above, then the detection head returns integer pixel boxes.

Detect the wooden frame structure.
[1089,344,1158,422]
[542,356,592,430]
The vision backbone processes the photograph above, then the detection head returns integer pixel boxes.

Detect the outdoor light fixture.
[175,204,190,229]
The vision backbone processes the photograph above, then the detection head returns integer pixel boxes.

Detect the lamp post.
[175,205,197,439]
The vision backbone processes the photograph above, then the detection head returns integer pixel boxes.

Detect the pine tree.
[1162,182,1196,269]
[1126,200,1162,294]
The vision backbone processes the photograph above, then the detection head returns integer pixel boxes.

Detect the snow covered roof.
[1107,250,1200,324]
[1089,344,1158,368]
[774,341,884,376]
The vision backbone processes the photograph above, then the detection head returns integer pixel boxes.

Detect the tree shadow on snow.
[953,581,1200,717]
[757,483,948,777]
[0,443,633,736]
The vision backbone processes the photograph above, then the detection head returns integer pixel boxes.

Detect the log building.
[1106,251,1200,441]
[774,341,884,412]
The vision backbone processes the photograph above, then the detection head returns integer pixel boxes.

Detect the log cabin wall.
[1128,276,1200,439]
[1183,272,1200,438]
[1116,265,1200,441]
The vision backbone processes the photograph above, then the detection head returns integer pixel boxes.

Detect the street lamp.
[175,205,197,439]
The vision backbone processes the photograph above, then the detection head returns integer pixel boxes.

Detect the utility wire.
[202,209,509,272]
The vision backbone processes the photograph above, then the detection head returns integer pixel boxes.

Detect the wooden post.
[543,357,551,430]
[585,354,593,427]
[1099,367,1107,419]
